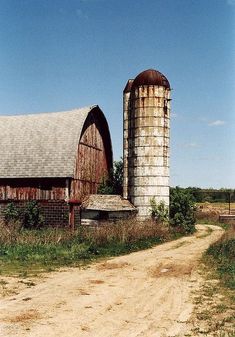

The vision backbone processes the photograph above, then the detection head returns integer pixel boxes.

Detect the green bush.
[22,201,44,229]
[98,159,123,195]
[150,198,169,223]
[97,176,114,194]
[170,187,196,234]
[3,201,44,230]
[3,202,21,225]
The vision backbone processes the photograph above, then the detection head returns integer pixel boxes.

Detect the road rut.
[0,224,223,337]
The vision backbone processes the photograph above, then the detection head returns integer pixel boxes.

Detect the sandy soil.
[0,224,224,337]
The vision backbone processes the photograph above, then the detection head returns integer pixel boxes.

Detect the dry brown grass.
[80,218,170,246]
[209,223,235,246]
[0,218,169,247]
[0,219,75,245]
[3,309,41,323]
[196,202,235,222]
[0,217,172,276]
[221,223,235,241]
[196,205,220,221]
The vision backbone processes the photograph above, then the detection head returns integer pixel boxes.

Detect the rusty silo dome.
[132,69,170,90]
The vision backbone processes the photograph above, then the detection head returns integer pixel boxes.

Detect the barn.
[0,105,113,227]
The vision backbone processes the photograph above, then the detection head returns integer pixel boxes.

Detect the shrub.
[97,176,114,194]
[22,201,44,229]
[3,202,21,225]
[3,201,44,230]
[170,187,196,234]
[150,198,169,224]
[98,159,123,195]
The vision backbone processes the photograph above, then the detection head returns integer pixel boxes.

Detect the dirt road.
[0,225,223,337]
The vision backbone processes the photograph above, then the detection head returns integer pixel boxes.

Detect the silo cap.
[132,69,170,90]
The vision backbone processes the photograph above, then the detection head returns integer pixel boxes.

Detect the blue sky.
[0,0,234,188]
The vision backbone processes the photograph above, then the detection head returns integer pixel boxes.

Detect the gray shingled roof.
[82,195,137,212]
[0,105,98,178]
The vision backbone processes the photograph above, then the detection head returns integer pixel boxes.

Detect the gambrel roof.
[0,105,108,178]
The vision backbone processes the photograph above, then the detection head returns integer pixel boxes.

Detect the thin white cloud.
[180,142,199,148]
[184,142,199,148]
[208,120,226,126]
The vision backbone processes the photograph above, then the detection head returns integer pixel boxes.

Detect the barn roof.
[82,194,137,212]
[0,105,106,178]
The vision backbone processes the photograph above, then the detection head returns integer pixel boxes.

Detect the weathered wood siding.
[0,108,112,202]
[0,178,66,200]
[71,109,112,199]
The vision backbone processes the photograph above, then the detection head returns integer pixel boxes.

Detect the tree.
[98,159,123,195]
[170,187,196,234]
[112,160,123,195]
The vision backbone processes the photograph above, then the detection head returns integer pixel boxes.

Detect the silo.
[123,69,171,218]
[123,79,134,199]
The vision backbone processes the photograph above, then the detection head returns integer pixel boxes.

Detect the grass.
[204,224,235,290]
[0,219,179,276]
[189,222,235,336]
[197,218,229,229]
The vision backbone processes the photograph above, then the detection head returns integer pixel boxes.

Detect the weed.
[204,225,235,289]
[189,222,235,336]
[150,198,169,223]
[214,303,228,313]
[0,219,180,275]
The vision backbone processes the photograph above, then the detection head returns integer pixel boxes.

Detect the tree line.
[98,159,234,203]
[173,187,235,203]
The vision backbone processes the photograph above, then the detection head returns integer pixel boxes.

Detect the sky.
[0,0,234,188]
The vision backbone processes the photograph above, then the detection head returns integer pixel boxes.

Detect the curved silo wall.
[126,85,171,218]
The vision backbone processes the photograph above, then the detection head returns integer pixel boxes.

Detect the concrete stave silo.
[123,69,171,219]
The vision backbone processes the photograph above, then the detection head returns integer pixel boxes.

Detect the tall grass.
[205,224,235,289]
[0,219,171,275]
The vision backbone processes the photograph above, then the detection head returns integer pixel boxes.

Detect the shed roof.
[0,105,103,178]
[82,194,137,212]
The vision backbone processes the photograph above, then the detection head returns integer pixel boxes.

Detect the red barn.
[0,105,113,227]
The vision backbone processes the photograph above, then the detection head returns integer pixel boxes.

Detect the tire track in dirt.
[0,224,223,337]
